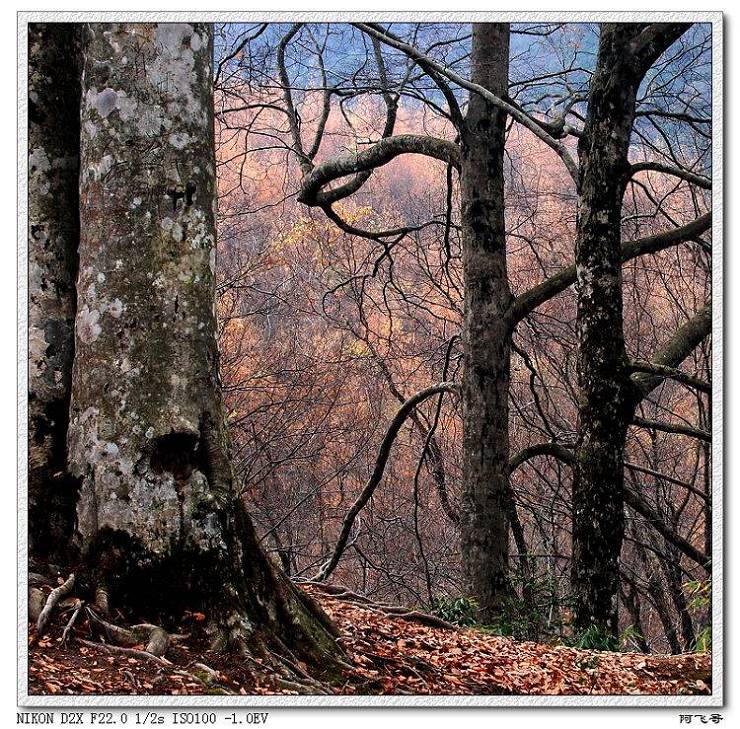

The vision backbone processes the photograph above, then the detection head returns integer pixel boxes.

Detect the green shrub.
[684,579,711,611]
[619,624,645,651]
[568,624,619,652]
[684,579,711,653]
[431,596,480,627]
[693,625,711,653]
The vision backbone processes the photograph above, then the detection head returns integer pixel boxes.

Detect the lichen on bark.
[66,22,341,664]
[70,22,223,556]
[459,23,513,621]
[570,23,691,637]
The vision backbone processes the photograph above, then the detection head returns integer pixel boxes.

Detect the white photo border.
[16,10,724,708]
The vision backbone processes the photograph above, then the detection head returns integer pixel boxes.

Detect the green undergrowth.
[431,586,631,653]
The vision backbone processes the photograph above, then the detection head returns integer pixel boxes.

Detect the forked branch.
[315,382,459,581]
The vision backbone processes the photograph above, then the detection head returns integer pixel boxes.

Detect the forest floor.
[28,582,711,697]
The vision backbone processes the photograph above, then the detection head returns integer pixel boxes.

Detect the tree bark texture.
[28,24,82,565]
[459,23,513,621]
[66,22,340,662]
[571,23,690,636]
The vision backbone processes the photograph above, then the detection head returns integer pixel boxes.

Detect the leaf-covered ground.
[28,584,711,697]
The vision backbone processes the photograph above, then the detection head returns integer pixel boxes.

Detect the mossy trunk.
[66,22,340,664]
[571,23,689,637]
[459,23,513,621]
[571,25,637,639]
[28,24,82,566]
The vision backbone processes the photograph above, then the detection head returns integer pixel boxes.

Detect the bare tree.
[222,21,711,630]
[570,23,710,636]
[203,20,713,647]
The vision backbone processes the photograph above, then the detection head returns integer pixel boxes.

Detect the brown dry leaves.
[311,587,710,696]
[28,585,711,696]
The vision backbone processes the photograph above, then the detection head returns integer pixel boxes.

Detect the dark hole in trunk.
[149,431,199,481]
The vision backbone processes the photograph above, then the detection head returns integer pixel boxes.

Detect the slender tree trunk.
[571,25,637,638]
[619,579,651,653]
[633,537,683,654]
[66,22,340,664]
[659,545,696,651]
[459,23,513,621]
[28,24,82,566]
[571,23,690,636]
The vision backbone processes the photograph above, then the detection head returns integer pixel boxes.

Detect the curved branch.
[628,359,711,395]
[632,416,711,443]
[630,161,711,190]
[508,442,575,472]
[215,23,268,87]
[276,24,309,171]
[321,201,448,244]
[354,23,464,127]
[305,30,333,162]
[511,213,711,323]
[370,337,460,525]
[507,442,709,567]
[353,22,580,185]
[314,382,459,582]
[623,488,709,568]
[630,304,712,405]
[630,23,693,76]
[507,442,576,581]
[635,109,711,125]
[297,135,460,207]
[624,461,708,502]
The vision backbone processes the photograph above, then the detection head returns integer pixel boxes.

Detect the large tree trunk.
[65,22,340,664]
[571,23,689,636]
[459,23,513,621]
[28,24,82,566]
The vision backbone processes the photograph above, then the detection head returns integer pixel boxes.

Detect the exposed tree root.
[268,650,332,694]
[28,569,348,692]
[77,638,236,694]
[86,607,172,656]
[94,585,110,617]
[87,602,333,691]
[299,580,457,630]
[77,638,171,666]
[61,599,84,645]
[36,573,75,636]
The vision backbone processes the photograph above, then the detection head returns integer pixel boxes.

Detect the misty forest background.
[212,22,712,653]
[27,21,712,691]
